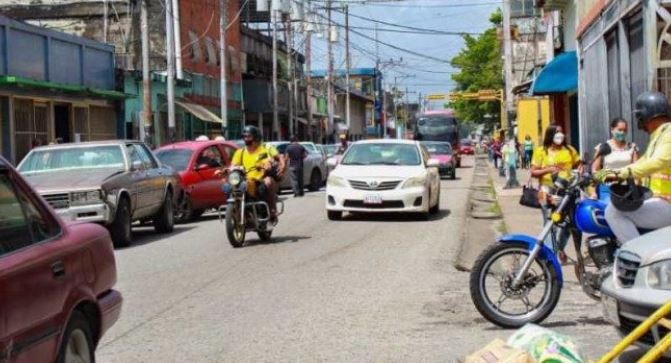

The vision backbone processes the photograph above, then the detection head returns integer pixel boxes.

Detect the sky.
[308,0,501,107]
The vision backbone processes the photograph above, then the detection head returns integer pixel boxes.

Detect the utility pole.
[103,0,108,43]
[326,1,335,142]
[404,86,409,140]
[220,0,228,138]
[272,9,279,140]
[306,30,313,141]
[375,23,384,138]
[502,0,519,188]
[345,4,351,132]
[287,18,294,137]
[166,0,176,142]
[141,0,152,146]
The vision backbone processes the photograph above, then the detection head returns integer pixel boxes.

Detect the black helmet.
[242,125,261,141]
[634,92,670,130]
[610,176,652,212]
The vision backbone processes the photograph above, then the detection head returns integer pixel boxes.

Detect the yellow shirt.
[531,145,579,187]
[618,123,671,200]
[231,144,279,181]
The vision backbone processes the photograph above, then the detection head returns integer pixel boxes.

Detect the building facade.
[0,14,120,164]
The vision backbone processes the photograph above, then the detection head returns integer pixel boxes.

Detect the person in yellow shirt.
[598,92,671,242]
[531,124,581,258]
[227,125,286,222]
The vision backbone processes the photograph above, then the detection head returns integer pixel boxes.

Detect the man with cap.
[597,91,671,242]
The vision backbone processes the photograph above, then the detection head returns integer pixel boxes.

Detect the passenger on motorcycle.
[597,92,671,242]
[220,126,286,223]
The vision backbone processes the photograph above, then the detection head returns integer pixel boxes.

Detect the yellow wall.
[516,97,550,147]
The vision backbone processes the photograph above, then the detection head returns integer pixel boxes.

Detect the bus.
[414,110,461,166]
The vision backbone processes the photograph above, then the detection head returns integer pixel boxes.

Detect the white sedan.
[325,139,441,220]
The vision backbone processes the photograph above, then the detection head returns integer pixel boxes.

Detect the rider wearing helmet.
[598,91,671,242]
[229,126,285,222]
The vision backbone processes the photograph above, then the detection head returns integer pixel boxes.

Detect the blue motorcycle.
[469,169,622,328]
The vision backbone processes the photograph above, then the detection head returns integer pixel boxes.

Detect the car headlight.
[403,176,426,189]
[228,172,242,186]
[70,190,103,206]
[327,175,346,187]
[647,260,671,290]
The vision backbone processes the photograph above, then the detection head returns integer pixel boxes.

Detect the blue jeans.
[541,204,570,252]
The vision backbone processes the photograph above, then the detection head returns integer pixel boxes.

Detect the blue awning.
[530,51,577,95]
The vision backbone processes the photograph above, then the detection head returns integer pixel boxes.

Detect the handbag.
[519,174,541,209]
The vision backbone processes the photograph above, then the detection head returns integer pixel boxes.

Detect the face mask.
[553,133,565,145]
[613,130,626,141]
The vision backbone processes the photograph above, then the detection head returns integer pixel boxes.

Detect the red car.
[459,139,475,155]
[0,156,121,362]
[155,140,238,222]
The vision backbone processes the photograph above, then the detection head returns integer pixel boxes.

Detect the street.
[96,156,627,362]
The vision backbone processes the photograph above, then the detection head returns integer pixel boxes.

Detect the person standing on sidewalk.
[591,118,639,200]
[531,124,581,261]
[286,135,308,197]
[491,139,502,169]
[523,135,534,169]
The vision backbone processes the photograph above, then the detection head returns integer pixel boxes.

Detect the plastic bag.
[507,324,584,363]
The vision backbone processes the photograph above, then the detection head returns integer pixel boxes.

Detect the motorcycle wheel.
[225,201,246,248]
[469,242,561,328]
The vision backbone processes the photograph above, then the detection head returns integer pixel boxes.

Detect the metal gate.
[13,99,49,163]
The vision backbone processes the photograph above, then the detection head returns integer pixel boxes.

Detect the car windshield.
[341,143,421,166]
[423,143,452,155]
[324,145,337,157]
[19,145,125,174]
[156,149,193,171]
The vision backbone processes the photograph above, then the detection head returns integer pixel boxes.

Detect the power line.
[332,8,482,35]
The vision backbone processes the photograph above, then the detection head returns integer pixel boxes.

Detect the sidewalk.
[488,164,579,283]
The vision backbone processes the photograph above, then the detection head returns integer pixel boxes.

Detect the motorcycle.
[469,144,629,328]
[219,166,283,248]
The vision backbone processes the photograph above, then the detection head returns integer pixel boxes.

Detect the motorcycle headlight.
[403,176,426,189]
[70,190,103,206]
[647,259,671,290]
[327,175,346,188]
[228,172,242,186]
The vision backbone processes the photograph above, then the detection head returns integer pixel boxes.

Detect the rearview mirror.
[426,158,440,168]
[327,157,338,168]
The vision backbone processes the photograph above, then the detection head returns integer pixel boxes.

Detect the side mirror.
[132,160,143,171]
[326,157,338,168]
[426,158,440,168]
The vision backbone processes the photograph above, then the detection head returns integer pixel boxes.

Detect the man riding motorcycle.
[218,125,286,223]
[597,91,671,242]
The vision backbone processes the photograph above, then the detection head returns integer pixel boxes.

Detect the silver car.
[18,141,180,247]
[267,141,328,192]
[601,227,671,352]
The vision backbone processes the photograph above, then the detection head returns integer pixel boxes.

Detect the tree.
[449,9,503,128]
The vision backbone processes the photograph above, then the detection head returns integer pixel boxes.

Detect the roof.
[31,140,143,151]
[354,139,419,145]
[155,140,239,151]
[420,109,455,117]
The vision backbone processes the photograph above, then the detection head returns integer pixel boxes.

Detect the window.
[205,37,217,66]
[134,144,158,169]
[196,146,223,168]
[188,30,203,61]
[0,172,60,256]
[127,144,143,169]
[606,30,621,120]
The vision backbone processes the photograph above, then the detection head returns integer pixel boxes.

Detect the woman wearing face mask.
[531,124,581,262]
[591,118,639,200]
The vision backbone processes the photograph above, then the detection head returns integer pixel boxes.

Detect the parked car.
[18,141,180,247]
[0,155,122,362]
[155,140,238,222]
[601,227,671,353]
[459,138,475,155]
[267,141,328,192]
[422,141,456,179]
[325,139,441,220]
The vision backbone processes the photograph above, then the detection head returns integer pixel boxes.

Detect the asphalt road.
[97,156,631,362]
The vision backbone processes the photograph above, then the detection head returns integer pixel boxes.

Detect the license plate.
[363,195,383,205]
[602,295,620,327]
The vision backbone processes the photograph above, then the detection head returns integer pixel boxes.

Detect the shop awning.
[530,51,577,95]
[0,75,133,99]
[175,99,222,124]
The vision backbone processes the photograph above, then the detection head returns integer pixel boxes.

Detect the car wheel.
[56,310,95,363]
[154,190,175,233]
[109,197,132,248]
[430,189,440,214]
[327,210,342,220]
[309,169,322,192]
[175,194,195,223]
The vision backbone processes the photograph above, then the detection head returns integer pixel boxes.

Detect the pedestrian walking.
[491,139,502,169]
[286,135,308,197]
[523,135,534,169]
[591,118,639,200]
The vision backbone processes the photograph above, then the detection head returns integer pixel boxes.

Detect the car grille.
[348,180,401,191]
[343,200,404,209]
[615,252,641,288]
[42,193,70,209]
[619,315,667,346]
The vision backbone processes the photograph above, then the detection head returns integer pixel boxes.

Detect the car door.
[0,169,72,363]
[134,144,166,213]
[190,146,225,209]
